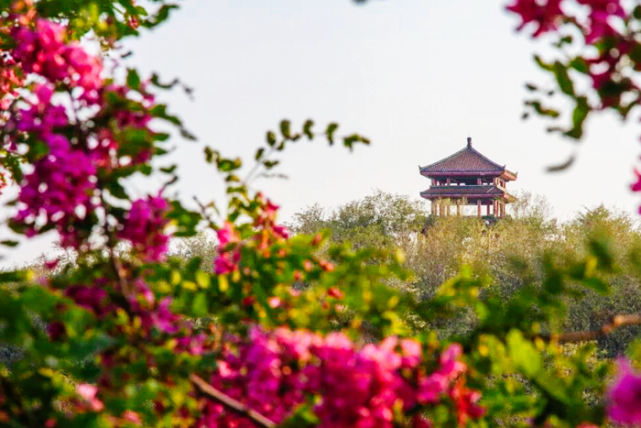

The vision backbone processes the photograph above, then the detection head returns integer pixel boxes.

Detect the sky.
[5,0,641,265]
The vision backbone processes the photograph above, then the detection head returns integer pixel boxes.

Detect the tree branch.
[189,373,276,428]
[541,314,641,343]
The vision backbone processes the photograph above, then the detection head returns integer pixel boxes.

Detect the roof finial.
[467,137,472,148]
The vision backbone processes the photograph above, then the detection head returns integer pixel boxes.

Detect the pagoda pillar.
[447,204,451,216]
[486,202,491,217]
[431,201,436,216]
[456,200,461,216]
[477,200,481,218]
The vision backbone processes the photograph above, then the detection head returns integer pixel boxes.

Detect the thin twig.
[193,195,218,229]
[540,314,641,343]
[98,193,132,297]
[189,373,276,428]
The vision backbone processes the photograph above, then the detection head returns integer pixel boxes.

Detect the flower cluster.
[607,359,641,426]
[506,0,625,42]
[506,0,631,96]
[0,55,23,109]
[197,327,484,428]
[118,195,170,262]
[12,19,102,102]
[214,221,241,275]
[4,16,165,251]
[13,84,97,246]
[213,195,290,275]
[506,0,564,37]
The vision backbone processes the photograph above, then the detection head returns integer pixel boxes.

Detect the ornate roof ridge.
[419,140,514,175]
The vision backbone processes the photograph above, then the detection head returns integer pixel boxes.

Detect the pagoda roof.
[420,139,517,179]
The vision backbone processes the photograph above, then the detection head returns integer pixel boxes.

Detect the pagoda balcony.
[420,184,515,201]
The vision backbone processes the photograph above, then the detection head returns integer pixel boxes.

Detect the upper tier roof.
[420,138,517,179]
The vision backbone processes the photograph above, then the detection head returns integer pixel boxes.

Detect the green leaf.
[506,329,541,378]
[192,293,208,317]
[280,120,292,139]
[0,240,19,247]
[0,270,31,284]
[326,123,339,145]
[195,271,210,288]
[266,131,277,147]
[534,55,554,72]
[546,155,575,173]
[303,120,314,140]
[565,96,590,140]
[263,160,280,169]
[160,165,178,174]
[343,134,370,151]
[127,68,141,90]
[568,57,589,74]
[553,61,575,96]
[525,100,560,118]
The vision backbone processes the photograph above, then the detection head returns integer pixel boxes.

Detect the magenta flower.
[76,384,104,411]
[64,286,112,317]
[272,224,290,240]
[118,195,170,262]
[199,328,483,428]
[607,359,641,426]
[506,0,565,37]
[13,19,103,97]
[217,221,239,247]
[214,252,239,275]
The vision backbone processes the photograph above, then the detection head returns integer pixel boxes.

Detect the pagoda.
[419,138,517,219]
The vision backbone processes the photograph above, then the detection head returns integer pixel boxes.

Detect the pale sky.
[4,0,641,265]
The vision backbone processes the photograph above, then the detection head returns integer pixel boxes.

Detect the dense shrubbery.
[291,191,641,356]
[0,1,641,428]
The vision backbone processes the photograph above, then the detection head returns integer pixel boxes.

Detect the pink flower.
[199,327,483,428]
[122,410,143,425]
[400,339,422,368]
[118,195,170,262]
[176,333,207,355]
[76,384,104,411]
[12,19,103,97]
[151,297,180,334]
[418,372,449,403]
[64,286,111,317]
[217,221,239,247]
[439,343,467,380]
[632,170,641,193]
[450,378,486,426]
[214,252,239,275]
[506,0,565,37]
[273,224,290,239]
[268,297,282,308]
[412,416,432,428]
[13,83,97,248]
[607,359,641,426]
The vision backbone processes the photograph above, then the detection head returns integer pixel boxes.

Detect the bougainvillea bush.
[0,0,639,427]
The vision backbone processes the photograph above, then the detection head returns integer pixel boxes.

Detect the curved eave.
[420,170,505,178]
[501,170,517,181]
